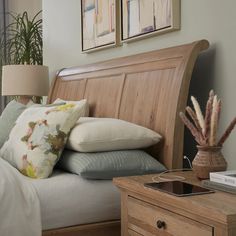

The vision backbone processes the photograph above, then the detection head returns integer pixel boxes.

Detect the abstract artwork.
[81,0,116,52]
[121,0,180,42]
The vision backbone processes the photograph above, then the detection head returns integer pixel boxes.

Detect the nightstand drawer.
[127,196,213,236]
[128,229,143,236]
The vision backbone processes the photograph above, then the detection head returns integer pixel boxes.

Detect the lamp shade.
[2,65,49,96]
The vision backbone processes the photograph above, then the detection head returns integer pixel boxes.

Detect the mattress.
[30,170,120,230]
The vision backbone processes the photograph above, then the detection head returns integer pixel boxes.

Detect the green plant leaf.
[0,11,42,65]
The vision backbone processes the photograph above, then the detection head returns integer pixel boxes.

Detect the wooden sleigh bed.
[43,40,209,236]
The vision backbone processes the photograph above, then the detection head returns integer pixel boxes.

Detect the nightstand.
[113,171,236,236]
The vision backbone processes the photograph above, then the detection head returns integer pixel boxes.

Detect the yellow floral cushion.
[0,100,88,178]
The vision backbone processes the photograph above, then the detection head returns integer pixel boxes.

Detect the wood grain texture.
[121,190,129,236]
[128,197,212,236]
[84,75,124,117]
[42,221,120,236]
[48,40,209,170]
[113,172,236,236]
[128,229,143,236]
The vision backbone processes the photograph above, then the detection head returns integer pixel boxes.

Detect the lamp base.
[17,96,33,105]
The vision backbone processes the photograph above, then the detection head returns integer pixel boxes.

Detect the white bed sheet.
[0,158,41,236]
[31,170,120,230]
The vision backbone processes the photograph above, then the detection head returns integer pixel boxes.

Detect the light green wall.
[43,0,236,169]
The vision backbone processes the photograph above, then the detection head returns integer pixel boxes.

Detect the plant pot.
[192,145,227,179]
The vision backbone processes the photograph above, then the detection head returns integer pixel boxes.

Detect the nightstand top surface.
[113,171,236,224]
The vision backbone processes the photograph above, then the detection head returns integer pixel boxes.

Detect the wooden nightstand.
[113,171,236,236]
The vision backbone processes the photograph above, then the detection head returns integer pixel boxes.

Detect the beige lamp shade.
[2,65,49,96]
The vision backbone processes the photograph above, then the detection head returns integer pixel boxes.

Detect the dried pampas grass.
[191,96,205,134]
[218,117,236,146]
[180,90,236,147]
[209,95,218,146]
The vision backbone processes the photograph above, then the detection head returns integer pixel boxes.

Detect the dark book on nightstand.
[202,179,236,194]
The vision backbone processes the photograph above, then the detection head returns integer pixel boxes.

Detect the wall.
[43,0,236,169]
[7,0,41,17]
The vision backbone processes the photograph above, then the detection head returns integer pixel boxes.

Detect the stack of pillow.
[0,99,166,179]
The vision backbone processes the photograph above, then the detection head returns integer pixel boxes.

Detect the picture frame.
[81,0,119,52]
[120,0,180,43]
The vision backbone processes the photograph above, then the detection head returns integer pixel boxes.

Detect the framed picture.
[81,0,118,52]
[121,0,180,42]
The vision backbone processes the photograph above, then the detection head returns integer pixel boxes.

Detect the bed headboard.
[48,40,209,169]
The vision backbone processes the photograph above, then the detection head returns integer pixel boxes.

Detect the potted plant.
[180,90,236,179]
[1,11,42,65]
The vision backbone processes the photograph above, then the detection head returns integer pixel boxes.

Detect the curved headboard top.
[48,40,209,169]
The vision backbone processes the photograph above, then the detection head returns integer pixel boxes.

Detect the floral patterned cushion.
[0,100,34,148]
[0,100,88,178]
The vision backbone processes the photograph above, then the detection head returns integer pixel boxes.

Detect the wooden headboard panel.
[48,40,209,169]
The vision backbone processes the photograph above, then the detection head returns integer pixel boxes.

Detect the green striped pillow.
[57,149,166,179]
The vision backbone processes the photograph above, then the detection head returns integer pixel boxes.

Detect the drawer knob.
[156,220,166,229]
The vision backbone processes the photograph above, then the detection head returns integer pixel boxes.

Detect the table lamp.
[2,65,49,104]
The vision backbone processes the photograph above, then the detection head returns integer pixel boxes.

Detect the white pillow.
[67,117,162,152]
[0,101,87,179]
